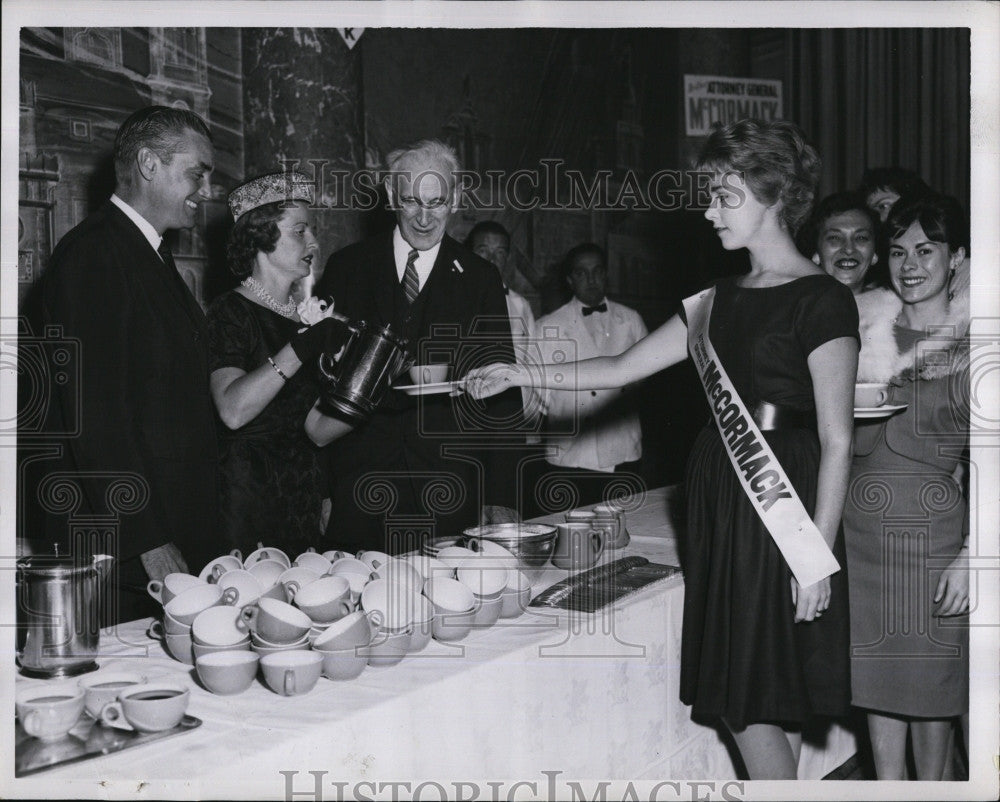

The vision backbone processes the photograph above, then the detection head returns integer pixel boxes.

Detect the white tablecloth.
[11,486,855,798]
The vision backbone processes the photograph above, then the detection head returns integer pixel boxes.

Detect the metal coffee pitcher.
[318,320,412,421]
[16,551,114,678]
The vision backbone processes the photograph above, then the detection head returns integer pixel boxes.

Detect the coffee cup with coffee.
[79,671,147,719]
[16,684,86,741]
[100,683,190,732]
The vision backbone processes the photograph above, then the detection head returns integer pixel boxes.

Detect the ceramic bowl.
[198,554,244,583]
[360,579,417,632]
[362,627,412,667]
[165,583,239,626]
[370,558,424,594]
[245,597,312,644]
[191,604,252,647]
[196,651,259,695]
[313,645,368,681]
[356,550,392,571]
[260,651,323,696]
[79,671,147,719]
[456,561,510,597]
[243,546,291,570]
[472,593,504,628]
[247,558,286,589]
[16,683,86,742]
[311,610,379,651]
[146,572,203,606]
[402,554,454,583]
[423,577,475,612]
[500,570,533,618]
[277,567,322,595]
[287,575,352,624]
[408,595,434,653]
[292,551,333,575]
[435,546,479,570]
[216,570,264,607]
[164,632,195,665]
[191,637,251,662]
[463,523,557,568]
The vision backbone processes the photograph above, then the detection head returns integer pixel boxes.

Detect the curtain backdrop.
[784,28,970,208]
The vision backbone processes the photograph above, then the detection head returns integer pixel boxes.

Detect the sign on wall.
[684,74,783,136]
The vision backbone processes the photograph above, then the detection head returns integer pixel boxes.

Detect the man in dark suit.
[315,140,523,553]
[27,106,218,623]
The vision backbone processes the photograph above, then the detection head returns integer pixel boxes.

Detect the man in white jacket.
[532,243,647,507]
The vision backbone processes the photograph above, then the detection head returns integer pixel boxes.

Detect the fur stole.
[855,282,969,384]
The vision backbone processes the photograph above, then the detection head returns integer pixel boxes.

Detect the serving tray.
[15,714,202,777]
[530,556,681,613]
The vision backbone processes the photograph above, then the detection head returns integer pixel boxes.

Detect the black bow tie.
[582,302,607,316]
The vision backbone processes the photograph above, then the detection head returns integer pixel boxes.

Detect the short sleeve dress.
[206,292,328,559]
[844,325,969,717]
[678,274,858,729]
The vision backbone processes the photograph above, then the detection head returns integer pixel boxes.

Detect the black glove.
[290,317,351,365]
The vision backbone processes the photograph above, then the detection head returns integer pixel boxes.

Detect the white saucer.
[854,404,908,419]
[395,381,463,396]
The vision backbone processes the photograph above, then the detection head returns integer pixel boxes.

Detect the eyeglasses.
[397,196,451,212]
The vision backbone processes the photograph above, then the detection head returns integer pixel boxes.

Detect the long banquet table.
[12,486,856,797]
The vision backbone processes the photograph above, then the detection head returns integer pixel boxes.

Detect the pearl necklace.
[241,276,297,319]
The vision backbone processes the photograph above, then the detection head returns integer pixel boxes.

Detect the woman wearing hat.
[207,172,351,557]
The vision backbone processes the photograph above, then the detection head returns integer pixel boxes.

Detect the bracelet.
[267,356,288,382]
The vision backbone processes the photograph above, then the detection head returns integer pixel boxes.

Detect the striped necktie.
[402,248,420,304]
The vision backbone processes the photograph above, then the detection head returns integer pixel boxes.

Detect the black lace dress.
[678,274,859,729]
[206,292,328,559]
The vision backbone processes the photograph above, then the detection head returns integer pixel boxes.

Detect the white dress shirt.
[110,194,162,254]
[392,227,441,292]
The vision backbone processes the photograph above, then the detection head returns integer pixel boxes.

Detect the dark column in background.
[241,28,364,265]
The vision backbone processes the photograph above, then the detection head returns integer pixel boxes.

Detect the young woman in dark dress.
[207,173,351,558]
[465,120,859,779]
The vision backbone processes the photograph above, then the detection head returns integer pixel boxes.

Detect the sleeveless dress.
[679,274,858,729]
[844,324,969,717]
[206,292,328,559]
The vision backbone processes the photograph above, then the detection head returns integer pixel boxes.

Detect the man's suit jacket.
[314,231,523,550]
[26,202,218,568]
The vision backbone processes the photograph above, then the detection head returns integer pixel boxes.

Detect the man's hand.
[480,505,521,525]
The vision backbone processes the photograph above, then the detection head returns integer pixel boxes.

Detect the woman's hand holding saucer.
[462,363,525,399]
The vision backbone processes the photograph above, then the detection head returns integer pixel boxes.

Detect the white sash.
[682,287,840,587]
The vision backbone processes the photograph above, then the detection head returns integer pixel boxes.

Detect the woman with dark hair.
[845,193,970,779]
[466,119,858,778]
[206,172,351,557]
[800,191,884,294]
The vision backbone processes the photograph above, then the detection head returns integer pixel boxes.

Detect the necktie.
[582,302,607,316]
[157,239,177,272]
[402,248,420,304]
[158,239,189,297]
[157,239,200,314]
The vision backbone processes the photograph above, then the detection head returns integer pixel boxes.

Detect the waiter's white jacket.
[534,297,647,472]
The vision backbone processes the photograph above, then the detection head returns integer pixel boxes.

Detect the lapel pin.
[452,259,464,274]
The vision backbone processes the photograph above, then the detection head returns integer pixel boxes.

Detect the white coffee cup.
[854,382,892,408]
[17,684,86,741]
